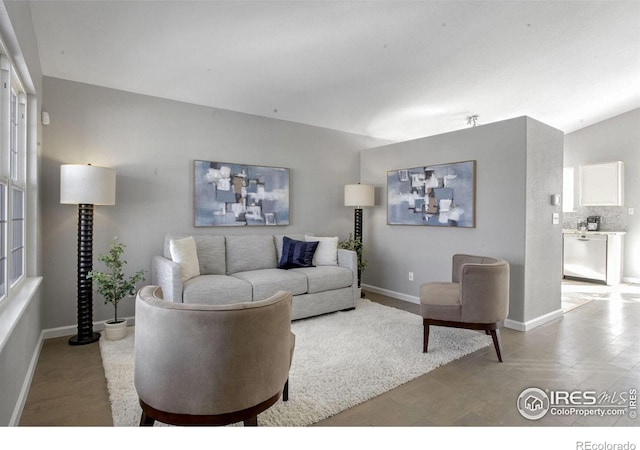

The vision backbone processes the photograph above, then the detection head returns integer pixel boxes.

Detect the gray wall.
[524,118,565,322]
[40,76,387,330]
[360,116,563,326]
[563,108,640,280]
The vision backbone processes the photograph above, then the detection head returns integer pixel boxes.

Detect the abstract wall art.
[387,160,476,227]
[194,160,290,227]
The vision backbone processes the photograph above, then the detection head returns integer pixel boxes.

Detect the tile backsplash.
[562,206,628,231]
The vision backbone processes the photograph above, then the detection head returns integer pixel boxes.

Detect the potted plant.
[88,238,145,341]
[338,233,367,297]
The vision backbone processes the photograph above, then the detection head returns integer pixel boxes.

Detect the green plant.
[338,233,367,273]
[88,238,145,324]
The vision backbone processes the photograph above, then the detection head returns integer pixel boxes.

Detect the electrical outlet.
[408,272,414,281]
[629,208,635,216]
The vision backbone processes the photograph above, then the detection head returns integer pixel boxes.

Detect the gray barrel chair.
[420,254,510,362]
[134,285,295,426]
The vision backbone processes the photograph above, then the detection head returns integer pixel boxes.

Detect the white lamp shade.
[344,184,374,207]
[60,164,116,205]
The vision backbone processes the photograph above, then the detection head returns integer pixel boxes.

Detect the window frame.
[0,55,27,303]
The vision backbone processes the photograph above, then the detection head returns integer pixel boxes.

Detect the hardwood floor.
[320,290,640,427]
[18,335,112,426]
[19,284,640,428]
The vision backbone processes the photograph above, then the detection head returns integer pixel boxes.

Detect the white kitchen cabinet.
[580,161,624,206]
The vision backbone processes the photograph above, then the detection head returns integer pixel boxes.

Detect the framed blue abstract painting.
[194,160,290,227]
[387,160,476,227]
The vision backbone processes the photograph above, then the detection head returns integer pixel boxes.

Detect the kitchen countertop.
[562,229,626,235]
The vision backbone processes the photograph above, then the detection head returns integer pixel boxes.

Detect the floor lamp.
[61,164,116,346]
[344,184,375,293]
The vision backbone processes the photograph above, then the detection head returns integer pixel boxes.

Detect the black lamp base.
[69,203,99,346]
[354,207,364,295]
[68,332,101,346]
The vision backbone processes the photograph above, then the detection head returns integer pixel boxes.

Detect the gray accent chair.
[419,254,510,362]
[134,285,295,426]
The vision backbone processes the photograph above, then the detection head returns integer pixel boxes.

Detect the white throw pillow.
[170,236,200,282]
[305,235,338,266]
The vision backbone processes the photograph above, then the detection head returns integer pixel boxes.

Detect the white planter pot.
[104,319,128,341]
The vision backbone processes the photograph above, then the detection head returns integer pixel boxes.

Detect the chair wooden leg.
[489,328,503,362]
[244,415,258,426]
[140,411,155,426]
[283,379,289,402]
[423,321,430,353]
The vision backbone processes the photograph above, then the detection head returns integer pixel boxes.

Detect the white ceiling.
[28,1,640,142]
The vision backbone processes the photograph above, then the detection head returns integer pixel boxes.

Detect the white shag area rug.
[100,298,492,427]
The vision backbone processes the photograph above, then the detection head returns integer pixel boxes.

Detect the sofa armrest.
[151,255,183,302]
[337,248,358,286]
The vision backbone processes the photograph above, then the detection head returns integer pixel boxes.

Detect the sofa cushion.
[164,234,226,275]
[225,235,277,274]
[192,235,226,275]
[170,237,200,282]
[232,269,308,300]
[291,266,353,294]
[305,235,339,266]
[278,236,318,269]
[273,234,306,262]
[183,274,253,305]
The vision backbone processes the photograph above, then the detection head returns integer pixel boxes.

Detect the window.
[10,89,17,180]
[0,55,27,302]
[11,187,24,285]
[0,183,5,299]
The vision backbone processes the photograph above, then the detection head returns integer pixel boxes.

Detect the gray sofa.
[151,233,358,320]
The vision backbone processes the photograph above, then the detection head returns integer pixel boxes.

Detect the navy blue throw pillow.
[279,236,319,269]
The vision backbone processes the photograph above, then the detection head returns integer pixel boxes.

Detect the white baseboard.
[42,316,136,340]
[504,308,564,331]
[363,283,565,332]
[361,284,420,304]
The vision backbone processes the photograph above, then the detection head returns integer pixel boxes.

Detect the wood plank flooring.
[19,285,640,428]
[19,334,112,426]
